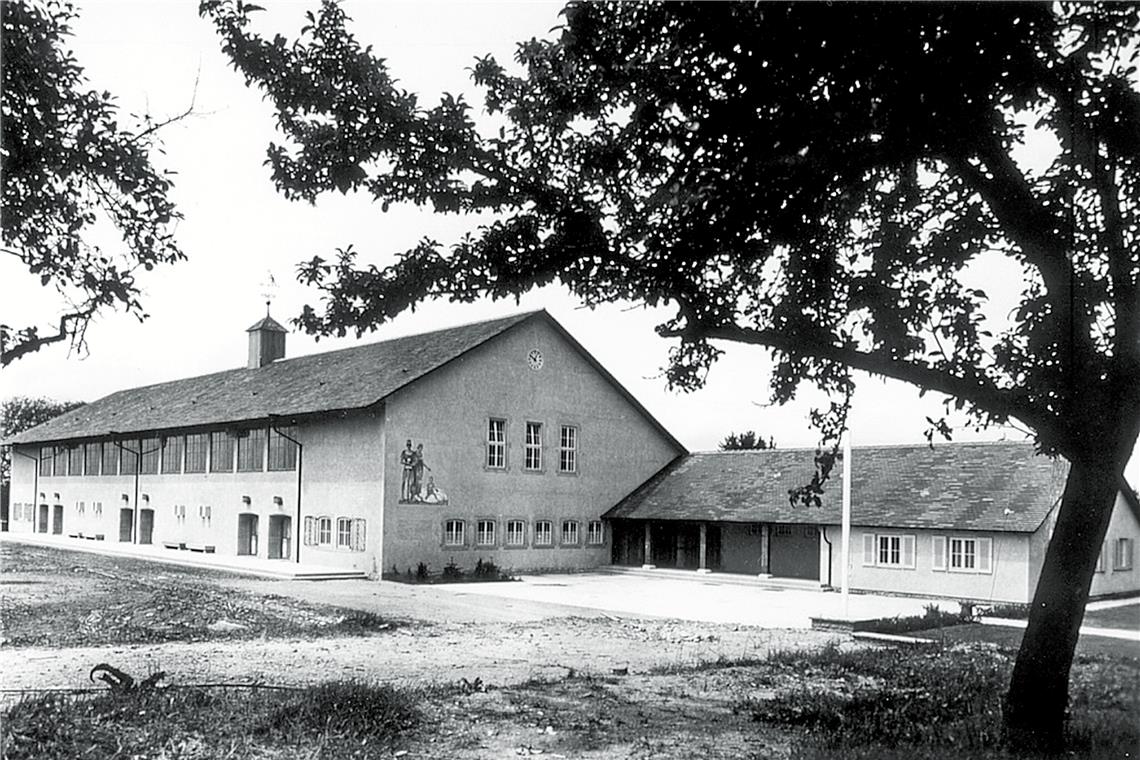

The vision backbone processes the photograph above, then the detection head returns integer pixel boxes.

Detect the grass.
[2,680,418,760]
[1082,602,1140,630]
[747,643,1140,759]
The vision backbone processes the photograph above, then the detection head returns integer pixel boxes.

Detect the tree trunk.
[1003,459,1120,751]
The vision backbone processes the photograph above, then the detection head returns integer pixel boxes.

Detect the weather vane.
[258,271,279,316]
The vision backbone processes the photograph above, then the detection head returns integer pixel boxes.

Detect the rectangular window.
[40,446,53,477]
[588,520,604,545]
[477,520,496,546]
[350,519,367,551]
[878,535,901,566]
[561,520,580,546]
[119,442,138,475]
[947,536,992,574]
[506,519,526,547]
[184,433,208,473]
[102,443,119,476]
[161,436,183,474]
[68,445,83,476]
[524,422,542,471]
[864,533,916,569]
[140,437,160,474]
[268,427,298,471]
[84,443,102,477]
[53,446,68,476]
[444,519,465,547]
[559,425,577,473]
[237,429,266,472]
[1114,538,1134,571]
[209,432,233,473]
[317,516,332,546]
[534,520,553,547]
[487,418,506,469]
[337,517,352,548]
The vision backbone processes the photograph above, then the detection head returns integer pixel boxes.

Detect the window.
[210,432,233,473]
[561,520,579,546]
[935,536,993,574]
[444,519,466,547]
[588,520,604,545]
[477,520,496,546]
[337,517,352,548]
[506,520,526,547]
[317,516,332,546]
[102,443,119,476]
[184,433,208,473]
[53,446,67,476]
[119,443,138,475]
[559,425,577,473]
[1114,538,1134,571]
[237,428,266,472]
[534,520,553,546]
[524,422,542,471]
[161,436,183,474]
[140,437,160,474]
[350,519,366,551]
[93,501,103,517]
[487,418,506,469]
[861,533,916,569]
[268,427,298,471]
[68,445,83,476]
[85,443,102,476]
[40,446,53,477]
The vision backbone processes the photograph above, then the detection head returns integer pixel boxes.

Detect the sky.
[2,1,1132,477]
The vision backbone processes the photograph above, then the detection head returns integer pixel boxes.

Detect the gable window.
[444,519,466,547]
[561,520,580,546]
[559,425,577,473]
[237,429,266,472]
[184,433,208,473]
[1114,538,1134,571]
[588,520,604,545]
[934,536,993,574]
[161,436,183,474]
[506,520,526,547]
[268,427,298,471]
[210,432,234,473]
[102,443,119,476]
[337,517,353,548]
[68,445,83,476]
[862,533,916,569]
[84,443,101,476]
[534,520,553,547]
[477,520,496,547]
[140,437,160,474]
[524,422,542,471]
[40,446,53,477]
[487,418,506,469]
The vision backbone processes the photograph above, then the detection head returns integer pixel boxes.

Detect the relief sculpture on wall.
[399,439,448,504]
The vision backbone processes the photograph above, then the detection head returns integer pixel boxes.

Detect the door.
[119,508,134,542]
[51,504,64,535]
[138,509,154,545]
[267,515,291,559]
[38,504,49,533]
[237,513,259,556]
[769,524,820,580]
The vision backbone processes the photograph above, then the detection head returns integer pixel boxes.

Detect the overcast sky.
[5,1,1132,476]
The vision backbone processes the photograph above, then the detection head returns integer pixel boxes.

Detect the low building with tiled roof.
[606,444,1140,603]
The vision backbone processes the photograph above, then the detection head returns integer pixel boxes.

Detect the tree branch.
[1,308,96,367]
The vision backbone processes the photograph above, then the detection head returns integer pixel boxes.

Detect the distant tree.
[719,431,775,451]
[202,1,1140,749]
[0,396,85,524]
[1,0,184,366]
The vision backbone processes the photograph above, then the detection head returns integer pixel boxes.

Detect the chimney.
[246,313,287,369]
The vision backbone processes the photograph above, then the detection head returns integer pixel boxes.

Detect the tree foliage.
[719,431,775,451]
[202,1,1140,748]
[1,0,184,366]
[0,396,85,488]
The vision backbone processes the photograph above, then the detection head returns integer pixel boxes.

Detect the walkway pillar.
[642,522,655,569]
[759,524,771,576]
[697,522,711,574]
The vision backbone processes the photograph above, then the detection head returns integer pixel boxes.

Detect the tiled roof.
[8,312,537,445]
[247,315,287,333]
[605,442,1070,533]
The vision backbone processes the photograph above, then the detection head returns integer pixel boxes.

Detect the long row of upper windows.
[487,419,578,473]
[443,518,604,548]
[38,427,298,477]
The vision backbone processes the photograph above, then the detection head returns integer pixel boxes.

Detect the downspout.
[112,437,141,542]
[13,447,39,532]
[270,421,303,564]
[820,525,833,588]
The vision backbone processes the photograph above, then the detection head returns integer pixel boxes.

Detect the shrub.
[441,558,463,580]
[415,562,430,581]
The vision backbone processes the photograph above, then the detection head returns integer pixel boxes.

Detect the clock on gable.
[527,348,544,371]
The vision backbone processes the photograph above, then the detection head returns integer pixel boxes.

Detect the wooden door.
[237,513,259,556]
[119,508,134,542]
[138,509,154,545]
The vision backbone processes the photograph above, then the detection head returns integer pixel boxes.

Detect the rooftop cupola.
[247,312,287,369]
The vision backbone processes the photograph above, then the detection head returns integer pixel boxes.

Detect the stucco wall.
[380,317,682,575]
[1089,492,1140,598]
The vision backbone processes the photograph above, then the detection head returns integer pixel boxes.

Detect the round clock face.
[527,349,544,371]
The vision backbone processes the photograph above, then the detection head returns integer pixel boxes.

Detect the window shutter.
[862,533,876,566]
[351,519,366,551]
[902,535,916,569]
[977,538,993,574]
[932,536,946,571]
[304,516,315,546]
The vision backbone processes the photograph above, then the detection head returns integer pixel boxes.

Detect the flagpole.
[841,431,852,619]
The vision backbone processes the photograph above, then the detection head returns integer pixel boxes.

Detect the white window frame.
[861,533,915,569]
[487,418,506,469]
[1114,537,1134,571]
[561,520,580,546]
[505,519,526,547]
[524,421,543,471]
[534,520,553,547]
[317,516,332,546]
[336,517,352,548]
[588,520,604,545]
[937,535,993,574]
[558,425,578,473]
[476,519,497,547]
[444,519,466,547]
